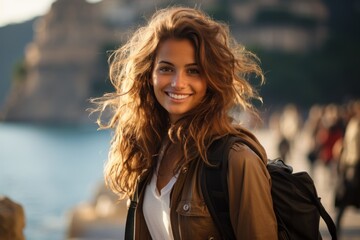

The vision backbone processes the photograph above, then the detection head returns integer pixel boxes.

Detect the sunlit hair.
[92,6,265,197]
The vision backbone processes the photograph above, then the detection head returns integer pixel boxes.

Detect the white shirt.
[143,170,178,240]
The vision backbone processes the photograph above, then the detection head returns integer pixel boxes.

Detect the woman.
[93,6,278,239]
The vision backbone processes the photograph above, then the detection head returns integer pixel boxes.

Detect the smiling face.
[152,38,207,123]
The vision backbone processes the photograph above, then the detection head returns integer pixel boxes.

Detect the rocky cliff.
[0,19,36,107]
[3,0,125,124]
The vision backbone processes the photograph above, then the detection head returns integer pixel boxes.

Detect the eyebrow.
[158,60,198,67]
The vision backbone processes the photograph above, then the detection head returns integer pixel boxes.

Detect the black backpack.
[201,135,338,240]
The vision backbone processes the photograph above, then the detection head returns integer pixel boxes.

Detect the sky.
[0,0,101,27]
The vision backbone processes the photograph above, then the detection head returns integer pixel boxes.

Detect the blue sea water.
[0,122,111,240]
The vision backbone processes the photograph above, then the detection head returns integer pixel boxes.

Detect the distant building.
[230,0,328,52]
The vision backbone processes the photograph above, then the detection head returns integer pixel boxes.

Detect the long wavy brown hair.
[92,6,266,197]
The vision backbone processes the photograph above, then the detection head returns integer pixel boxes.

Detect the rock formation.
[66,183,128,239]
[0,196,25,240]
[3,0,122,123]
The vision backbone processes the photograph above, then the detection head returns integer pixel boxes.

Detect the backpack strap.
[200,135,239,239]
[124,196,137,240]
[318,198,338,239]
[124,176,147,240]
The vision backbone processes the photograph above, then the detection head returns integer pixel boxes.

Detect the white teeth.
[168,93,189,100]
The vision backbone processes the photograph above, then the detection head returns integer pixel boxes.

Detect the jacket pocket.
[176,200,209,217]
[176,200,220,239]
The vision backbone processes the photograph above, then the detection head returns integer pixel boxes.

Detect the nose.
[171,71,186,89]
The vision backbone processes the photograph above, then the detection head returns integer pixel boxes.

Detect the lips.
[166,92,191,100]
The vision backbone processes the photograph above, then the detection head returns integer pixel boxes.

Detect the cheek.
[151,72,162,88]
[151,74,161,100]
[150,72,156,86]
[152,73,170,92]
[198,80,208,97]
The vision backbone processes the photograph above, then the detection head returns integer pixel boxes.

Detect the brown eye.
[158,66,174,73]
[187,68,200,75]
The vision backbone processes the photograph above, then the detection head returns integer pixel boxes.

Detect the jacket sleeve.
[227,143,278,239]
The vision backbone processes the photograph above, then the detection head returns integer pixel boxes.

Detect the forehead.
[155,38,196,62]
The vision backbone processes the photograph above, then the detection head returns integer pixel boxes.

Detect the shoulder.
[228,142,269,178]
[229,142,266,165]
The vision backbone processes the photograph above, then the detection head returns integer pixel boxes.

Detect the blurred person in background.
[335,100,360,235]
[311,104,345,184]
[318,104,345,165]
[303,104,325,176]
[92,6,278,239]
[277,103,302,162]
